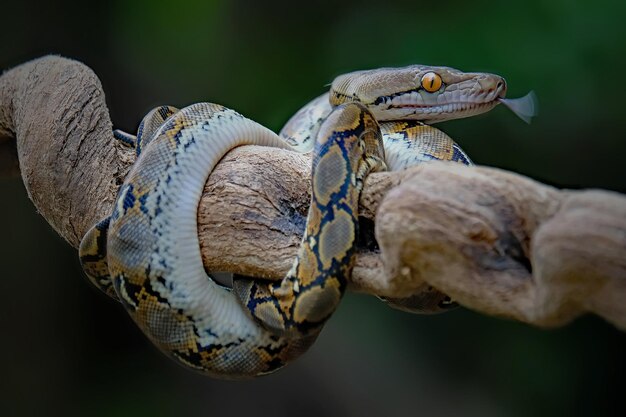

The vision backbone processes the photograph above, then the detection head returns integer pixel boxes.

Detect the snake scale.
[79,65,534,378]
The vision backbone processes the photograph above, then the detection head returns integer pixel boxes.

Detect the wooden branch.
[2,56,625,331]
[0,55,131,246]
[377,165,626,329]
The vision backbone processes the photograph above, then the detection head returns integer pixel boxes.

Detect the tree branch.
[2,56,625,330]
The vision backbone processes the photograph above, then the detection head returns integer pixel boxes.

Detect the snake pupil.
[420,71,442,93]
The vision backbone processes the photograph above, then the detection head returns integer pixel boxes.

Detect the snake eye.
[421,72,443,93]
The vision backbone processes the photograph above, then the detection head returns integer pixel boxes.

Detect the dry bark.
[2,55,625,330]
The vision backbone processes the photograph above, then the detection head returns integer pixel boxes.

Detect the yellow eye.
[421,72,442,92]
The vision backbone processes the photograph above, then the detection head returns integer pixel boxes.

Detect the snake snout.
[477,75,507,102]
[496,77,507,98]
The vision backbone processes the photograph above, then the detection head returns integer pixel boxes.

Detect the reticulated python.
[79,65,535,378]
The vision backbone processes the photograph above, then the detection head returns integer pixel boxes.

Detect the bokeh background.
[1,0,625,416]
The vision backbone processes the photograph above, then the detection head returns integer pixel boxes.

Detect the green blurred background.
[1,0,625,416]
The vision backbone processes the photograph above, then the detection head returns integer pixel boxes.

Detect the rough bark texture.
[0,55,133,246]
[2,56,625,330]
[377,165,626,328]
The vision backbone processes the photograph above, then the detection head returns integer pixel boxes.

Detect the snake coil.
[79,65,531,378]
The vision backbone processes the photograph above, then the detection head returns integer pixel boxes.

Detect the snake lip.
[393,100,496,109]
[374,96,502,123]
[382,87,505,115]
[390,99,499,114]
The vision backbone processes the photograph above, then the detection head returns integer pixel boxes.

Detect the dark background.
[1,1,625,416]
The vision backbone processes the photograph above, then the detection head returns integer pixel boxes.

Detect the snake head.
[329,65,508,123]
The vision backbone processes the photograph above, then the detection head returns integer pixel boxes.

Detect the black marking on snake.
[201,340,244,354]
[172,342,238,366]
[144,281,173,304]
[422,153,440,161]
[333,90,352,102]
[324,201,354,227]
[137,117,148,140]
[135,125,147,155]
[144,263,153,281]
[113,275,137,311]
[154,194,163,217]
[193,321,219,340]
[258,337,289,357]
[243,281,292,328]
[311,254,352,290]
[373,88,421,106]
[171,127,185,146]
[158,106,172,119]
[118,273,172,307]
[154,273,170,291]
[452,145,472,165]
[138,194,149,215]
[79,217,111,263]
[263,357,286,372]
[113,130,137,148]
[183,135,196,150]
[157,252,170,270]
[395,129,411,145]
[121,184,136,213]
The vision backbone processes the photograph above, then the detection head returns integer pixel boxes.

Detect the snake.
[79,65,535,378]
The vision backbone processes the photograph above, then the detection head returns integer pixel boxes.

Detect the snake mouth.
[379,98,501,123]
[393,99,499,114]
[370,83,507,123]
[389,90,538,124]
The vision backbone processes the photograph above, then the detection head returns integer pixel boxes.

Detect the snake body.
[79,65,508,378]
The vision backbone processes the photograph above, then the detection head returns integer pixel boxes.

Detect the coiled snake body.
[80,65,515,378]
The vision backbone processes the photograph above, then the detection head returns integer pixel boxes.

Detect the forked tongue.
[498,91,538,124]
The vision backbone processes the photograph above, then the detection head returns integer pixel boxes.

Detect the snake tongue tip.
[498,90,538,124]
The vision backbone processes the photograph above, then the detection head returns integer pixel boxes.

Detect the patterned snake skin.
[79,65,516,378]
